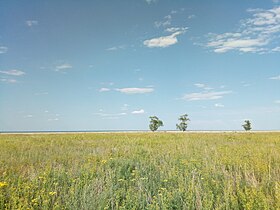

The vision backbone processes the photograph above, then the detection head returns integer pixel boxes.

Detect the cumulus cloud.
[0,70,25,76]
[26,20,38,27]
[182,91,232,101]
[115,87,154,94]
[55,64,72,71]
[131,109,145,114]
[144,30,186,48]
[0,46,8,54]
[206,6,280,53]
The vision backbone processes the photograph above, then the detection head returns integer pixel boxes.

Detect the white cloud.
[188,15,196,19]
[206,6,280,53]
[48,118,59,121]
[165,27,188,33]
[0,69,25,76]
[106,45,125,51]
[272,46,280,51]
[242,83,251,87]
[55,63,72,71]
[182,91,232,101]
[106,47,118,51]
[93,112,127,117]
[26,20,38,27]
[131,109,145,114]
[269,75,280,80]
[116,87,154,94]
[143,30,185,48]
[0,78,17,83]
[275,100,280,104]
[0,46,8,54]
[24,115,33,118]
[215,103,225,108]
[194,83,213,90]
[99,88,110,92]
[100,82,114,86]
[194,83,206,88]
[155,15,172,28]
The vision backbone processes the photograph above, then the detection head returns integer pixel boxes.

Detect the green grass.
[0,132,279,209]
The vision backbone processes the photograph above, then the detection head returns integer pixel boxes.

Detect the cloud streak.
[206,6,280,53]
[0,78,17,83]
[155,15,172,28]
[55,64,72,71]
[131,109,145,114]
[182,91,232,101]
[0,70,25,76]
[0,46,8,54]
[99,88,110,92]
[26,20,38,27]
[116,87,154,94]
[270,75,280,80]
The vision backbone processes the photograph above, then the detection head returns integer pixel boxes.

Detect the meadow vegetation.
[0,132,279,209]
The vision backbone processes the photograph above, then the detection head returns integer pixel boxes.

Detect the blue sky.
[1,0,280,131]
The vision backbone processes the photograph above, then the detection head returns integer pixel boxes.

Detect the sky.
[0,0,280,131]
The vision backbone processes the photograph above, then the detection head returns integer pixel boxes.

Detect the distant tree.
[149,116,163,132]
[176,114,190,131]
[242,120,252,131]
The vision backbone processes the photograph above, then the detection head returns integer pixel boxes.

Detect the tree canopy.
[242,120,252,131]
[149,116,163,132]
[176,114,190,131]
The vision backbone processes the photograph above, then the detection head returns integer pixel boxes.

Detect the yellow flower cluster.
[49,191,57,196]
[0,181,8,188]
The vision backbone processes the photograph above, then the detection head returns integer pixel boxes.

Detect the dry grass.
[0,132,279,209]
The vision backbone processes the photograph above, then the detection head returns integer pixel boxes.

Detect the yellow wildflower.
[49,191,57,196]
[0,182,8,188]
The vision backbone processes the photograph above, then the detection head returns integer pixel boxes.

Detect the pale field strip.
[1,130,280,135]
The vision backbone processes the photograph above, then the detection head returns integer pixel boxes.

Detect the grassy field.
[0,132,279,209]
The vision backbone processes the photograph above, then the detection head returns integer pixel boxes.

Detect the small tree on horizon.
[242,120,252,131]
[176,114,190,131]
[149,116,163,132]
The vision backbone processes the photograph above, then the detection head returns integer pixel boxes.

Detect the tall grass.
[0,132,279,209]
